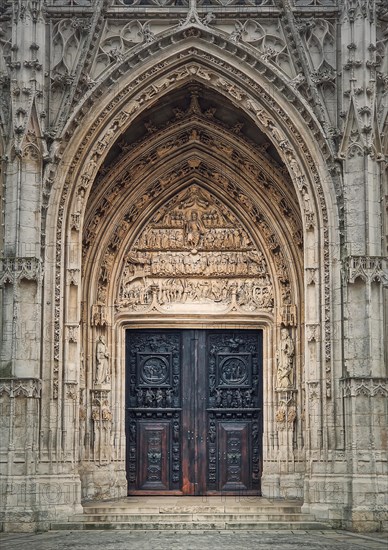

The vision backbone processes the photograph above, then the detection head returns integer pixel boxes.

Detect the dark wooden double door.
[126,329,262,495]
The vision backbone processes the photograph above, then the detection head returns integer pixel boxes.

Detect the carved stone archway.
[2,0,387,532]
[42,36,340,514]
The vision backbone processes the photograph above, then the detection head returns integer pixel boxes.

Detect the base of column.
[0,473,83,532]
[261,471,304,500]
[79,462,127,502]
[302,472,388,532]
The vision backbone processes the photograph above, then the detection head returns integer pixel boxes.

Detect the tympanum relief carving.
[115,185,277,314]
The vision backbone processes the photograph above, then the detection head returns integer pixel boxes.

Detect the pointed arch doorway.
[120,180,270,496]
[81,83,305,502]
[125,328,263,496]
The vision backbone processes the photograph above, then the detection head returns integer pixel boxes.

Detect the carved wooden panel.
[206,331,262,493]
[126,329,262,495]
[218,422,250,492]
[138,421,170,490]
[126,330,182,493]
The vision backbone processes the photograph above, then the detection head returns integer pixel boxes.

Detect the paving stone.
[1,530,387,550]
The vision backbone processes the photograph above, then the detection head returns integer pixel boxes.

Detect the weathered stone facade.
[0,0,387,533]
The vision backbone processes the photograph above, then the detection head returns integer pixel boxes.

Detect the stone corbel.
[91,389,112,419]
[279,304,297,327]
[91,304,108,326]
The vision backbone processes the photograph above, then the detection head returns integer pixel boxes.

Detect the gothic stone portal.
[125,329,263,495]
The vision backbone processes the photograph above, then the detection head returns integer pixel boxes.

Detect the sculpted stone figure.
[95,335,110,385]
[185,210,205,251]
[276,328,295,389]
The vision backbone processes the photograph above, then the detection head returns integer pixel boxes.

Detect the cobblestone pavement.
[0,530,387,550]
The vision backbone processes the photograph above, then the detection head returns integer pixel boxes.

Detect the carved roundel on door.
[217,353,251,387]
[138,353,172,386]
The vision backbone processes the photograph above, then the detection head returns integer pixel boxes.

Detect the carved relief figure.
[184,210,205,252]
[276,328,295,389]
[95,335,110,385]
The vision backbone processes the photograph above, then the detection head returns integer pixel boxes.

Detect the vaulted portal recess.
[81,82,305,502]
[126,329,263,496]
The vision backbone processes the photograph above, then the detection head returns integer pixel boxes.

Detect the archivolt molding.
[84,172,300,324]
[46,39,337,398]
[79,102,305,324]
[80,107,304,263]
[83,152,302,255]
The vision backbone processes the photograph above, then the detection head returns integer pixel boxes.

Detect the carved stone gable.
[116,185,274,314]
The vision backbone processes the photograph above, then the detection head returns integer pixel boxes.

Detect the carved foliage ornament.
[275,405,296,430]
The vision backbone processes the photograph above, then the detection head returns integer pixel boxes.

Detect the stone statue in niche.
[95,335,110,385]
[276,328,295,389]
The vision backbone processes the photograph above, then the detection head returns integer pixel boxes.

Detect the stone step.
[68,513,316,523]
[82,505,304,515]
[51,520,330,531]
